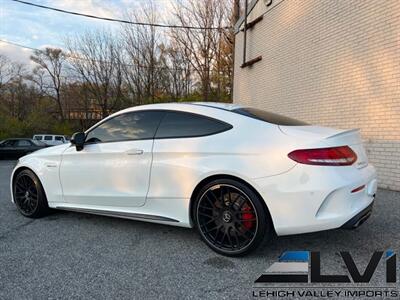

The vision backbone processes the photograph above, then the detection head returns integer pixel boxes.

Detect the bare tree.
[158,42,193,100]
[170,0,232,101]
[66,30,124,118]
[0,55,13,91]
[121,1,163,105]
[0,55,32,119]
[30,48,67,120]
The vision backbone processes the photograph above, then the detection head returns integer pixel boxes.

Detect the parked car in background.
[33,134,68,146]
[0,138,47,159]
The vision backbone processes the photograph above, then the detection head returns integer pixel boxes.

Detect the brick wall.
[233,0,400,191]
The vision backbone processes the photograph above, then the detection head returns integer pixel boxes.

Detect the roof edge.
[234,0,260,33]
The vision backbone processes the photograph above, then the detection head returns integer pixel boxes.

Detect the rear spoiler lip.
[326,128,360,140]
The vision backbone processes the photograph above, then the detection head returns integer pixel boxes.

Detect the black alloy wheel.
[13,169,50,218]
[194,179,271,256]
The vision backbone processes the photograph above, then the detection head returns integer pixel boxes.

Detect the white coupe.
[10,103,377,256]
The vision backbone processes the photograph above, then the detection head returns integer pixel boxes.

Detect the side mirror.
[70,132,86,151]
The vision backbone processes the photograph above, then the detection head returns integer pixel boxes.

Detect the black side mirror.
[71,132,86,151]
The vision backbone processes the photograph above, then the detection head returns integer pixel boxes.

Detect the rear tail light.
[288,146,357,166]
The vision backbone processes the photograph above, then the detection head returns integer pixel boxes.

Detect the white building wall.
[233,0,400,191]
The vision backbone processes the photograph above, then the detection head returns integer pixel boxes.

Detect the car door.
[148,111,233,201]
[43,135,53,146]
[14,139,34,157]
[60,110,165,208]
[0,140,16,159]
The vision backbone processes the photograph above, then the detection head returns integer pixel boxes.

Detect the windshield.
[233,108,309,126]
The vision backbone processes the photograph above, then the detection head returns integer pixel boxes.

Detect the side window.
[2,140,15,147]
[86,111,165,143]
[16,140,32,147]
[55,136,63,141]
[34,136,42,141]
[44,136,53,141]
[155,112,232,139]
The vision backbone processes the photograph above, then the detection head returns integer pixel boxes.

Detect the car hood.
[19,143,71,161]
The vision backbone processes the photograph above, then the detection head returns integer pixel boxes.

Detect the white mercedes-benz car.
[10,103,377,256]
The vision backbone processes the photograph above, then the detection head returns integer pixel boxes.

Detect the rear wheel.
[194,179,271,256]
[13,169,50,218]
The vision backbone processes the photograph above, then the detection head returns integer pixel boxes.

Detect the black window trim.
[83,109,233,145]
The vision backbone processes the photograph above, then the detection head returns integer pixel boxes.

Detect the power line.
[0,39,38,52]
[0,39,193,72]
[10,0,231,30]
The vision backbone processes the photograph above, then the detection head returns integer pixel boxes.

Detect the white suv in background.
[33,134,69,146]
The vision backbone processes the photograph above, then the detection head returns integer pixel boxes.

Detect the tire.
[193,178,272,256]
[13,169,50,218]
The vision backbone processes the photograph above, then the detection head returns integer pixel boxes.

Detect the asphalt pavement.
[0,160,399,299]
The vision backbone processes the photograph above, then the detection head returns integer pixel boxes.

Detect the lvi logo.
[254,250,397,285]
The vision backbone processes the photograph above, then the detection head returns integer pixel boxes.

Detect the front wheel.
[194,179,272,256]
[13,169,50,218]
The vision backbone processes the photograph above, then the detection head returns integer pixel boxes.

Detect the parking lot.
[0,160,399,299]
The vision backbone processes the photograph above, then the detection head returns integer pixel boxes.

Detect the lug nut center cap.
[222,211,232,223]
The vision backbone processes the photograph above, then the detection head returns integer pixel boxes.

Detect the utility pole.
[243,0,248,66]
[231,0,241,102]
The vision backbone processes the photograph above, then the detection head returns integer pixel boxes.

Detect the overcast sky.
[0,0,174,66]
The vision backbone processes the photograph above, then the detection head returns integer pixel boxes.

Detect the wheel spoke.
[226,228,234,250]
[204,224,219,234]
[16,182,25,190]
[238,198,247,210]
[199,205,213,211]
[29,187,38,196]
[230,193,241,208]
[205,194,217,209]
[22,176,29,188]
[198,211,214,219]
[201,217,218,227]
[212,226,223,245]
[233,229,241,248]
[219,229,227,246]
[220,186,224,202]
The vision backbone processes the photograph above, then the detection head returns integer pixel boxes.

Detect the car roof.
[33,134,62,136]
[6,138,33,140]
[117,102,244,114]
[86,102,248,133]
[188,102,244,111]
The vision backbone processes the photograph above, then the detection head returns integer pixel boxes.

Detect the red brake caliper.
[241,205,254,229]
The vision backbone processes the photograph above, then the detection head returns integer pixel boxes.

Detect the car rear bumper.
[341,201,374,229]
[252,163,377,236]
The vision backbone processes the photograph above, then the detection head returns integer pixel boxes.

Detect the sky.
[0,0,174,66]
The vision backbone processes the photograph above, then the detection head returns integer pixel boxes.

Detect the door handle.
[126,149,144,155]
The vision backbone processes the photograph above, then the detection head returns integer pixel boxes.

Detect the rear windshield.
[233,108,308,126]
